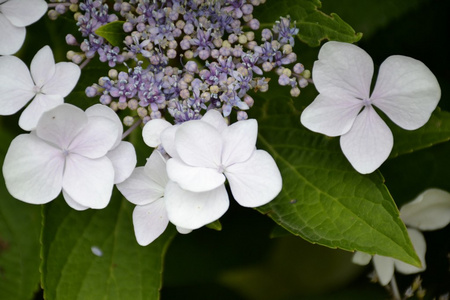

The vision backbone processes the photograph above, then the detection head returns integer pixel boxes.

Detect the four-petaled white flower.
[2,103,136,210]
[117,150,191,246]
[352,188,450,286]
[145,110,282,231]
[0,45,81,130]
[0,0,47,55]
[301,41,441,174]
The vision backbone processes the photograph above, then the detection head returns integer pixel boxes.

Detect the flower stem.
[122,118,142,140]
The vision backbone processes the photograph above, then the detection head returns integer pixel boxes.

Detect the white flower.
[159,110,282,230]
[0,0,47,55]
[117,150,191,246]
[352,188,450,285]
[301,41,441,174]
[2,103,131,210]
[0,45,81,130]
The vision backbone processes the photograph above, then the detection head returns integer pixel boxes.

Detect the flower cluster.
[55,0,310,126]
[117,110,282,245]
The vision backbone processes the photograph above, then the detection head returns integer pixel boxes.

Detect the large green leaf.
[254,0,362,46]
[251,97,420,266]
[41,192,175,300]
[0,127,41,300]
[95,21,127,47]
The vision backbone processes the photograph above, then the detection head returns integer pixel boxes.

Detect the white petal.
[352,251,372,266]
[200,109,228,133]
[30,46,56,88]
[167,158,225,192]
[0,55,34,114]
[18,94,64,131]
[132,198,169,246]
[400,188,450,231]
[144,150,169,189]
[175,120,223,168]
[106,141,136,184]
[142,118,172,147]
[313,41,373,99]
[340,106,393,174]
[160,124,180,158]
[1,0,47,27]
[300,93,363,137]
[36,104,87,149]
[176,227,192,234]
[63,154,114,209]
[0,14,25,55]
[225,150,282,207]
[372,255,395,286]
[165,181,229,230]
[86,104,123,147]
[63,190,89,211]
[2,134,64,204]
[117,167,165,206]
[371,56,441,130]
[394,228,426,274]
[69,116,119,159]
[221,119,257,166]
[42,62,81,97]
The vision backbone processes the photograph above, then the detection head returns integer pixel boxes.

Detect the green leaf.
[41,192,176,300]
[254,0,362,46]
[389,108,450,158]
[95,21,126,47]
[251,96,420,266]
[0,127,41,300]
[206,220,223,231]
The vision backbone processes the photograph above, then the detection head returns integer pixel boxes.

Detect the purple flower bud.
[100,94,112,105]
[298,78,308,88]
[199,49,210,60]
[85,86,97,97]
[278,74,290,86]
[184,23,195,35]
[65,34,78,45]
[242,4,253,15]
[136,23,146,32]
[211,49,220,59]
[185,61,198,73]
[55,4,67,14]
[123,22,134,33]
[248,18,260,30]
[180,39,191,50]
[244,94,254,107]
[237,111,248,121]
[261,29,272,41]
[293,63,305,74]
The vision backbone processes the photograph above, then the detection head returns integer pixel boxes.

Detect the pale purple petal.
[142,118,172,147]
[1,0,47,27]
[394,228,426,274]
[165,181,229,230]
[0,55,34,114]
[175,121,223,168]
[86,104,123,147]
[400,188,450,231]
[313,41,373,99]
[371,55,441,130]
[42,62,81,97]
[166,158,225,192]
[340,106,393,174]
[117,167,164,206]
[68,116,119,159]
[36,104,87,149]
[3,134,64,204]
[300,93,363,137]
[62,154,114,209]
[0,14,25,55]
[372,255,395,286]
[18,94,64,131]
[132,198,169,246]
[225,150,282,207]
[200,109,228,133]
[63,190,89,211]
[221,119,257,166]
[352,251,372,266]
[106,141,136,184]
[30,46,56,88]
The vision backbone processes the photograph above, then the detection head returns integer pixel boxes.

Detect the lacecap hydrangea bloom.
[353,188,450,286]
[3,103,136,210]
[0,45,81,130]
[301,41,441,174]
[119,109,282,242]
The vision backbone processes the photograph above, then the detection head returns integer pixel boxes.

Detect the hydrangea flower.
[0,45,81,130]
[301,41,441,174]
[352,188,450,286]
[117,150,190,246]
[0,0,47,55]
[2,103,135,210]
[149,110,282,230]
